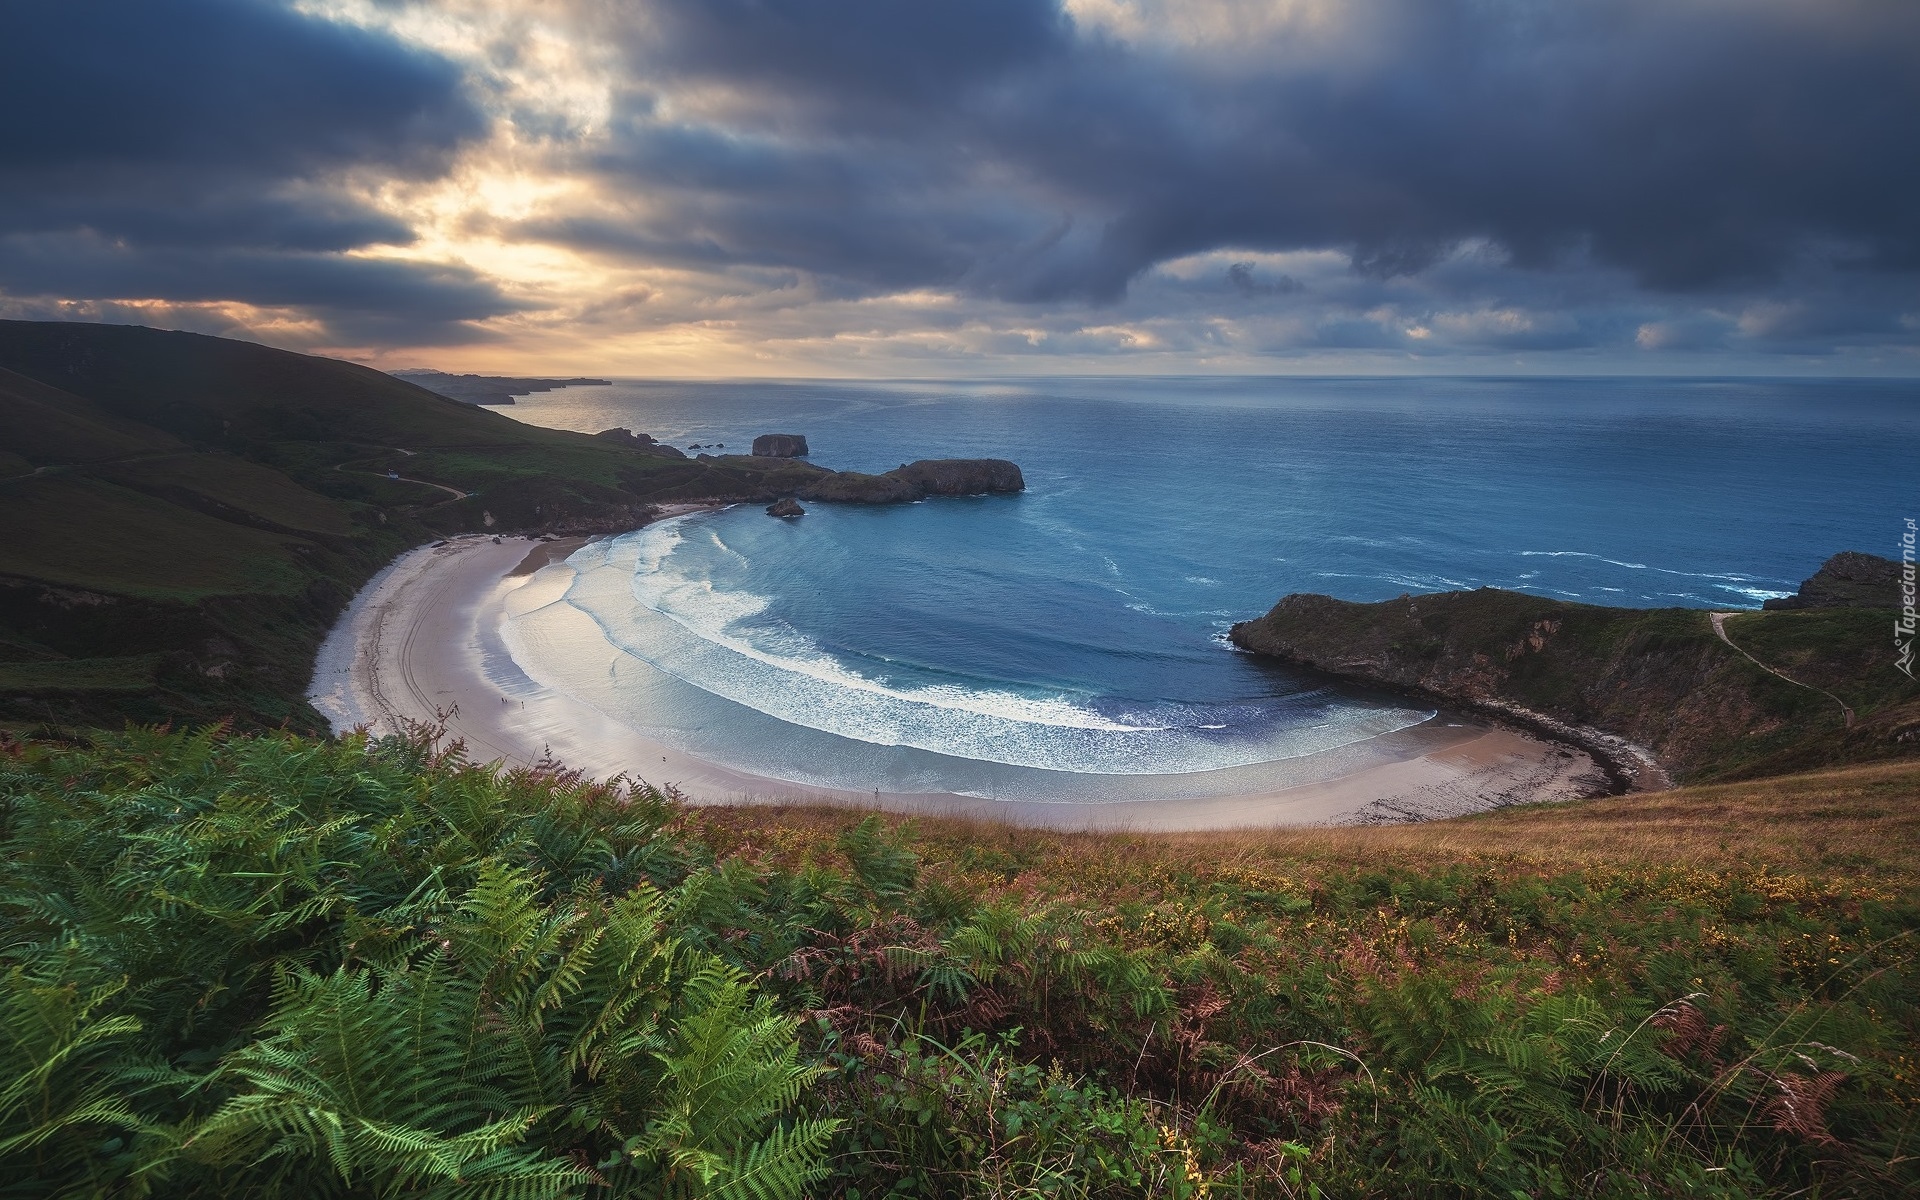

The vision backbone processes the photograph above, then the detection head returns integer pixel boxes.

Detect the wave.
[1519,550,1649,569]
[622,527,1157,734]
[512,516,1433,776]
[1520,549,1793,588]
[1312,570,1474,591]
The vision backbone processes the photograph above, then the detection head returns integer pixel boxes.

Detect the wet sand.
[309,532,1613,830]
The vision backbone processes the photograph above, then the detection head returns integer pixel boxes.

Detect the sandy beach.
[309,529,1615,831]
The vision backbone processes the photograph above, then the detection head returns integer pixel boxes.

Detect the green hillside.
[0,321,839,732]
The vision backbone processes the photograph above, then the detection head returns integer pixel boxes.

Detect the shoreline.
[309,527,1616,831]
[1219,656,1672,795]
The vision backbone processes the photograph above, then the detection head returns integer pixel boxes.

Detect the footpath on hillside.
[1709,611,1854,728]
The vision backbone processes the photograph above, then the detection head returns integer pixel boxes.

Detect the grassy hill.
[0,321,858,732]
[1230,584,1920,783]
[2,724,1913,1198]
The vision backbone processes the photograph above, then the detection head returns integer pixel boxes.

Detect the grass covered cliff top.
[4,725,1916,1198]
[1230,580,1920,784]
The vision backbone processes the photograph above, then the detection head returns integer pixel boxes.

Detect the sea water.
[495,376,1915,799]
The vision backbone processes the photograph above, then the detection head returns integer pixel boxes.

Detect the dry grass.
[693,759,1920,891]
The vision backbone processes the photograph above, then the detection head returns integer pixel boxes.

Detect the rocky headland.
[1762,549,1902,610]
[780,456,1026,504]
[462,442,1023,536]
[1229,553,1920,785]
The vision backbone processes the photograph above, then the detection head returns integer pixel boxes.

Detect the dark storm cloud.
[639,0,1071,108]
[0,234,517,321]
[0,0,479,174]
[1226,263,1303,299]
[1063,0,1920,295]
[0,0,512,342]
[528,118,1040,290]
[561,0,1920,325]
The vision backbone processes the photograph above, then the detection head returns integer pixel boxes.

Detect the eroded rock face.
[752,433,810,458]
[1763,551,1902,610]
[765,497,806,518]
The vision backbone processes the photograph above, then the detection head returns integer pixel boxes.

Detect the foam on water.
[615,523,1156,733]
[515,518,1432,777]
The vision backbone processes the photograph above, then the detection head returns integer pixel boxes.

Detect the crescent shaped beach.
[309,527,1612,830]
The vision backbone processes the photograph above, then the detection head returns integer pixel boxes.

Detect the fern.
[1,727,1910,1198]
[836,817,918,904]
[0,962,145,1166]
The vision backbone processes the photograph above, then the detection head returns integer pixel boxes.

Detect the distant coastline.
[391,369,613,406]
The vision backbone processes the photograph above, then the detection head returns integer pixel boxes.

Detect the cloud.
[0,0,510,344]
[634,0,1071,107]
[1226,263,1304,298]
[538,0,1920,327]
[3,0,1916,367]
[0,0,480,176]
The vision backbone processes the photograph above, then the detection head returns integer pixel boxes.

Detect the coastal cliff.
[1230,558,1920,783]
[1763,550,1903,610]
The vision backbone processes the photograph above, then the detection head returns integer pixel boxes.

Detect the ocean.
[495,376,1915,800]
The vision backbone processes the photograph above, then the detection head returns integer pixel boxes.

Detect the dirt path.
[332,452,470,503]
[1709,611,1854,728]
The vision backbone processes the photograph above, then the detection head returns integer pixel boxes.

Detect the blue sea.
[497,377,1915,799]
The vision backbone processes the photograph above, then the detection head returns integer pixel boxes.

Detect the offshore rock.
[752,433,810,457]
[765,497,806,518]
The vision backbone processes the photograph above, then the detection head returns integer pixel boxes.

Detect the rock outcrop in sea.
[752,433,810,457]
[765,497,806,518]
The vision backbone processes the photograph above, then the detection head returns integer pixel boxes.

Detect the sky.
[1,0,1917,376]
